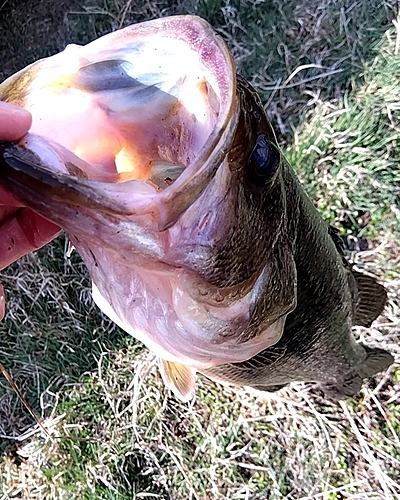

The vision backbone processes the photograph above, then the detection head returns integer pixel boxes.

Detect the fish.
[0,15,394,402]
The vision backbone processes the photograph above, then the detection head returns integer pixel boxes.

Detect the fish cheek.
[215,174,286,289]
[236,242,296,345]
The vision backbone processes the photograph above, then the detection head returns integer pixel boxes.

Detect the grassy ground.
[0,0,400,498]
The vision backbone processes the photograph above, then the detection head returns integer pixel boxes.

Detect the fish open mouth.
[0,16,238,230]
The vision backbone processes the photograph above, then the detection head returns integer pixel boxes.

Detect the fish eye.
[247,134,280,186]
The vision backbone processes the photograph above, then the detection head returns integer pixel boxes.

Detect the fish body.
[0,16,393,401]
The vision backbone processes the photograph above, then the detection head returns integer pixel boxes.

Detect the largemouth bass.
[0,16,393,401]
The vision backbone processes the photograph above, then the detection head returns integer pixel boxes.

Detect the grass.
[285,32,400,237]
[0,0,400,498]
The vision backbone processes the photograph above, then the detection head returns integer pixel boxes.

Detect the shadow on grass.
[0,0,397,453]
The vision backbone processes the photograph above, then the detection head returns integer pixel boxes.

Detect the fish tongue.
[146,163,185,190]
[71,59,181,118]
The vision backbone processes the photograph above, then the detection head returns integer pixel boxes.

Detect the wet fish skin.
[201,79,393,396]
[0,16,394,399]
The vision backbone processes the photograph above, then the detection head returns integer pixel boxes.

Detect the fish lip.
[92,15,239,232]
[155,98,240,230]
[0,15,239,232]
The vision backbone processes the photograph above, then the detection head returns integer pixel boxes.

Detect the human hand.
[0,101,61,319]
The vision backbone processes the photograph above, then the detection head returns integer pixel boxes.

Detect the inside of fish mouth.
[51,58,221,191]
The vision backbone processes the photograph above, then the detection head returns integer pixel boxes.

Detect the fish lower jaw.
[91,282,214,369]
[91,281,287,370]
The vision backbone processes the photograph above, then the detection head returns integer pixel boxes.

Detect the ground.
[0,0,399,499]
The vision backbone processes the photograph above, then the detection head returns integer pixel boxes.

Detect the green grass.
[0,0,400,499]
[285,32,400,237]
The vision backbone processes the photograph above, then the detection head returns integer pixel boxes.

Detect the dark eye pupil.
[247,134,280,185]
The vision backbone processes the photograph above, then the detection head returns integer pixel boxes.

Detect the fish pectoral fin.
[352,270,387,327]
[158,359,196,402]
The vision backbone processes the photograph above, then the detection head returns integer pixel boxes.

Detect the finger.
[0,206,20,221]
[0,102,32,141]
[0,187,24,206]
[0,208,60,270]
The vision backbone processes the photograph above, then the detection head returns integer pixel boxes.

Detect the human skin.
[0,101,61,319]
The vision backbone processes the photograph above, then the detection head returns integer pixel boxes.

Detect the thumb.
[0,102,32,141]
